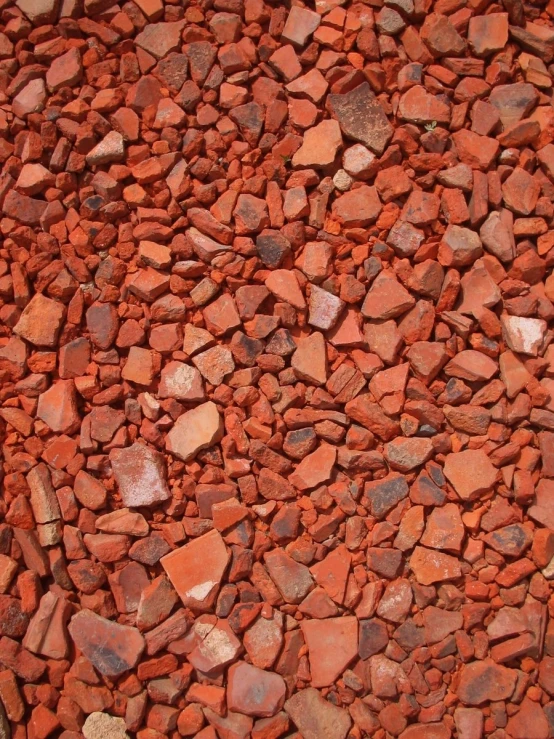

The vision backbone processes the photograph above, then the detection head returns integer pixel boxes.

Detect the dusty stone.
[83,712,129,739]
[110,442,171,508]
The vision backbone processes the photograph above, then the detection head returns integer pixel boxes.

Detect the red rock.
[161,529,230,612]
[328,83,393,155]
[110,443,170,508]
[443,449,497,501]
[14,293,65,348]
[384,438,433,472]
[166,401,224,462]
[410,546,462,585]
[291,332,327,386]
[135,20,185,60]
[292,120,342,168]
[301,616,358,687]
[362,271,415,320]
[36,380,80,434]
[46,48,82,92]
[264,549,314,604]
[363,473,409,518]
[281,6,320,47]
[227,662,286,717]
[68,610,144,678]
[455,659,517,705]
[332,185,382,228]
[289,444,336,490]
[284,688,352,739]
[265,270,306,310]
[398,85,451,125]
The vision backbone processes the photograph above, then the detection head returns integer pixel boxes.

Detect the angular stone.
[420,502,464,553]
[362,271,415,320]
[110,442,171,508]
[384,438,433,472]
[455,659,517,705]
[308,285,345,331]
[332,185,382,228]
[37,380,80,434]
[328,83,394,155]
[301,617,358,687]
[501,315,546,356]
[68,610,145,678]
[166,401,224,462]
[265,270,306,310]
[284,688,352,739]
[398,85,451,125]
[227,662,286,717]
[158,361,205,401]
[282,6,321,47]
[83,712,129,739]
[410,546,462,585]
[86,131,125,166]
[14,293,65,348]
[364,473,409,518]
[468,13,509,56]
[444,449,497,501]
[264,549,314,604]
[135,20,185,60]
[161,529,230,612]
[292,119,342,168]
[46,47,82,92]
[444,350,497,382]
[289,444,336,491]
[484,524,533,557]
[291,332,327,386]
[188,618,242,676]
[22,591,71,660]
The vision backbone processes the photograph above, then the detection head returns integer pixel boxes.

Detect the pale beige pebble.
[82,712,129,739]
[333,169,352,191]
[501,314,547,356]
[166,401,224,462]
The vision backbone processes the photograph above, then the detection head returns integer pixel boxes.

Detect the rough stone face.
[443,450,497,501]
[166,401,224,462]
[328,83,394,155]
[301,617,358,687]
[455,660,518,705]
[0,0,553,733]
[110,442,171,508]
[227,662,286,717]
[82,712,129,739]
[292,119,342,168]
[14,294,65,348]
[161,529,230,612]
[284,688,352,739]
[68,610,145,677]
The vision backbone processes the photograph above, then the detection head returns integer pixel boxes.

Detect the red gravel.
[0,0,554,737]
